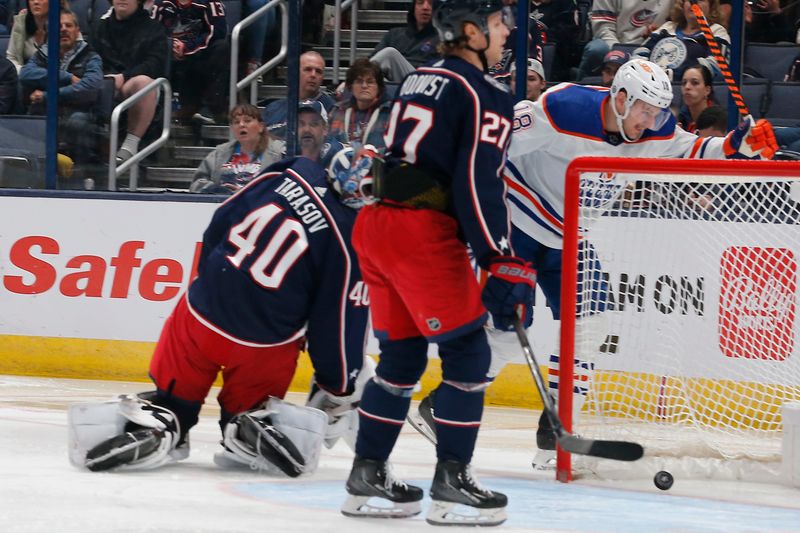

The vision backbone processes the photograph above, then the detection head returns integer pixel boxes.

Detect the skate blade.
[341,494,421,519]
[426,500,507,527]
[406,412,437,445]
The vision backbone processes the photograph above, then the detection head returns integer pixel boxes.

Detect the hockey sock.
[355,378,412,460]
[433,381,484,464]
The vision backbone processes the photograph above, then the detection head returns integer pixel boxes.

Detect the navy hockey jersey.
[187,157,367,395]
[153,0,227,56]
[386,56,516,267]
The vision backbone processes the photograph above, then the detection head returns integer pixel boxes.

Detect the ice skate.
[426,460,507,527]
[536,409,556,450]
[341,458,423,518]
[406,392,437,445]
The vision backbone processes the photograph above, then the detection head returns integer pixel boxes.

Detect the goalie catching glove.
[481,256,537,331]
[723,115,778,160]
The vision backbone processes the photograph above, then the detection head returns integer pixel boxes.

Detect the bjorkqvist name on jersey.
[274,177,330,233]
[399,73,451,99]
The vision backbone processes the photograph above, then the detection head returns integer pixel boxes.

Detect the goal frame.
[558,157,800,482]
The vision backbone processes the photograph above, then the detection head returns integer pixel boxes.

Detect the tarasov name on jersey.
[274,177,330,233]
[398,73,450,99]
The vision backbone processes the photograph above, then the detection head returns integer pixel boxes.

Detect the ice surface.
[1,376,799,533]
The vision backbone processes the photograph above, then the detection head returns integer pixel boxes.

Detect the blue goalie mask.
[326,145,379,210]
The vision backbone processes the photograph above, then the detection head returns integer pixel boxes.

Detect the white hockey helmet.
[609,59,673,141]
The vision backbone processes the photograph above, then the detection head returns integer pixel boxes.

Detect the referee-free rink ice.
[2,375,799,533]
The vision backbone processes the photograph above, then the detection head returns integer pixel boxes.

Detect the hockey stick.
[513,317,644,461]
[689,0,748,118]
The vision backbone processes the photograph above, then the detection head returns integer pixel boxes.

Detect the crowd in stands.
[0,0,798,190]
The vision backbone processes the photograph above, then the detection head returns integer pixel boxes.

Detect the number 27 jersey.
[385,56,516,267]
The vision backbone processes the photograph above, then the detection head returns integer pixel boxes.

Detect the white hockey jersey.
[505,82,728,249]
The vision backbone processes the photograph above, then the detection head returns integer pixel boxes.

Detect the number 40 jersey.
[187,157,369,385]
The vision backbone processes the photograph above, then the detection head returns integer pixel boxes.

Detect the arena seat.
[0,115,46,188]
[765,82,800,127]
[744,43,800,81]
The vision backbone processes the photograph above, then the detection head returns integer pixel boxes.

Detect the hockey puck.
[654,470,673,490]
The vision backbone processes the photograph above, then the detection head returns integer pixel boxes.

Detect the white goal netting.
[562,162,800,481]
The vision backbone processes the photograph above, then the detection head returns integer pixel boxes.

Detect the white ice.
[1,375,799,533]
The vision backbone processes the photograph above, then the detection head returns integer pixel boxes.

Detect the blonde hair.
[671,0,721,27]
[229,103,270,153]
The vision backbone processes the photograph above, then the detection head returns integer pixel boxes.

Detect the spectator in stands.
[153,0,229,125]
[91,0,168,163]
[20,9,103,166]
[261,51,334,139]
[787,52,800,81]
[744,0,795,43]
[695,104,727,137]
[190,103,282,194]
[0,56,17,113]
[634,0,730,82]
[597,49,629,86]
[7,0,71,72]
[679,63,715,132]
[298,99,334,162]
[509,57,546,101]
[576,0,672,80]
[327,58,392,149]
[530,0,580,81]
[242,0,278,78]
[370,0,439,82]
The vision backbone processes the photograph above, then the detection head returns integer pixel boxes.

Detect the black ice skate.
[427,460,507,527]
[341,457,423,519]
[406,390,437,445]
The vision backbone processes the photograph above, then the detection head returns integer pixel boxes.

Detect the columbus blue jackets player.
[68,152,375,477]
[499,58,779,469]
[341,0,535,527]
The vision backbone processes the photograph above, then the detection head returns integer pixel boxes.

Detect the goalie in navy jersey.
[68,149,377,478]
[341,0,535,527]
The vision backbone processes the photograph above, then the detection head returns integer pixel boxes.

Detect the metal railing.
[108,77,172,191]
[229,0,289,111]
[332,0,359,86]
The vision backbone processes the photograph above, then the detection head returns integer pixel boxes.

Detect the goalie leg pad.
[68,393,182,471]
[215,397,327,476]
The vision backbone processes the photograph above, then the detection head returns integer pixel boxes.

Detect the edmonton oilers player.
[68,150,376,476]
[341,0,535,527]
[499,58,779,469]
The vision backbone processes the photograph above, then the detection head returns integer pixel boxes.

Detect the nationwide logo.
[718,247,796,360]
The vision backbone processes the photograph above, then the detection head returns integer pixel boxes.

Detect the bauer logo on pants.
[718,247,796,360]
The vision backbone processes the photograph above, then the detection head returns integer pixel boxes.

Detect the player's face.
[351,74,380,109]
[230,113,264,148]
[484,11,511,67]
[299,54,325,99]
[622,99,665,140]
[681,67,711,107]
[113,0,139,20]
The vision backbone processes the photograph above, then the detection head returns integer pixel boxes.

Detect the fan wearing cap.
[510,57,547,101]
[596,49,630,87]
[297,99,332,162]
[493,58,778,472]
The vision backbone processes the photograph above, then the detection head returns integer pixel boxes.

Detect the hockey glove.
[723,115,778,160]
[481,256,537,332]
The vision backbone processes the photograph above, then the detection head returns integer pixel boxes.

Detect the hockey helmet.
[326,145,380,210]
[609,59,674,141]
[432,0,512,43]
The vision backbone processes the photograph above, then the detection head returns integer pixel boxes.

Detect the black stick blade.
[558,435,644,462]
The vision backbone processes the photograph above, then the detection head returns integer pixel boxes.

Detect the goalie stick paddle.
[513,317,644,462]
[689,0,748,119]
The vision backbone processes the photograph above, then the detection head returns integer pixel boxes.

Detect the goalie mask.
[610,59,674,142]
[326,145,380,210]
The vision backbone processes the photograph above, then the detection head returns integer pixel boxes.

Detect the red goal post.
[558,157,800,483]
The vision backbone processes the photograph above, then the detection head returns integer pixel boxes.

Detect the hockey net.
[558,157,800,483]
